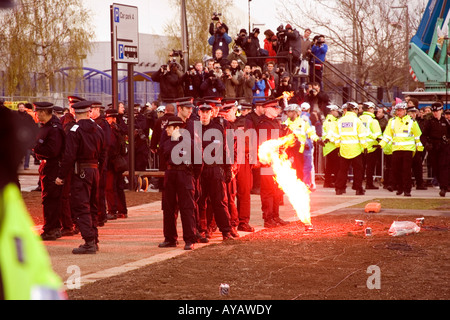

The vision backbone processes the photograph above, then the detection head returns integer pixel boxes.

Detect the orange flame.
[258,133,312,226]
[275,91,294,100]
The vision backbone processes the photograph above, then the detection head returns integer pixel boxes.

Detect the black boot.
[72,241,97,254]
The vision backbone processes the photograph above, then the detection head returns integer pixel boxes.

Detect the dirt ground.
[23,191,449,300]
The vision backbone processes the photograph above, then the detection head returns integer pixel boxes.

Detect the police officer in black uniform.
[214,99,240,236]
[56,100,106,254]
[104,108,128,220]
[246,100,266,195]
[158,116,198,250]
[59,95,85,235]
[90,102,111,225]
[232,102,255,232]
[256,99,289,228]
[197,100,235,241]
[33,102,65,240]
[422,102,450,197]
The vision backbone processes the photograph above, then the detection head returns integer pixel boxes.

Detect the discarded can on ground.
[219,283,230,296]
[355,220,364,226]
[365,227,372,236]
[415,217,424,226]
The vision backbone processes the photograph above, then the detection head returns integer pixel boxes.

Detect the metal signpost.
[110,3,139,190]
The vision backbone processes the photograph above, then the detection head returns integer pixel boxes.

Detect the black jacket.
[34,115,65,177]
[152,68,184,100]
[58,118,106,180]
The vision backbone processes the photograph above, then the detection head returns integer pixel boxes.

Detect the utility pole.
[181,0,189,70]
[248,0,251,32]
[391,5,410,92]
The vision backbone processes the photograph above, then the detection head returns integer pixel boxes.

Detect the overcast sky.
[83,0,284,41]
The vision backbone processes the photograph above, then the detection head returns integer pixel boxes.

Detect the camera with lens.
[212,12,222,21]
[275,24,287,52]
[276,24,287,35]
[169,49,183,57]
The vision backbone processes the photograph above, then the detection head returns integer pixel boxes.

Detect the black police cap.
[33,102,54,110]
[105,108,119,118]
[220,99,238,112]
[240,102,253,110]
[165,116,185,128]
[91,101,105,110]
[431,102,443,111]
[261,99,281,109]
[53,106,64,114]
[67,96,86,104]
[72,100,93,113]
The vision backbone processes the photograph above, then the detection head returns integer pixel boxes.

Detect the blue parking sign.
[114,7,120,22]
[118,44,124,59]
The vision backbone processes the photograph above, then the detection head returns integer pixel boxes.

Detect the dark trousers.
[162,169,197,244]
[97,168,107,222]
[251,167,261,192]
[383,154,393,187]
[70,168,99,243]
[260,171,283,222]
[335,154,364,191]
[236,162,252,225]
[412,150,425,187]
[60,171,73,229]
[364,148,381,186]
[105,170,127,214]
[391,150,413,193]
[226,177,239,227]
[197,166,232,234]
[324,148,339,185]
[429,145,450,190]
[40,164,62,233]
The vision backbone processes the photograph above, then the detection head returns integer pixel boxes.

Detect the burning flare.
[258,134,312,226]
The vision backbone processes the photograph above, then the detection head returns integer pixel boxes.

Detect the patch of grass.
[350,198,450,211]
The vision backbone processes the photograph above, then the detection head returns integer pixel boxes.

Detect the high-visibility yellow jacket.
[322,113,338,156]
[359,111,382,153]
[334,111,368,159]
[0,183,65,300]
[283,116,318,153]
[380,115,423,153]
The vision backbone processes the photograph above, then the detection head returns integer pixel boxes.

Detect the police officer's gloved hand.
[317,138,325,146]
[425,143,433,152]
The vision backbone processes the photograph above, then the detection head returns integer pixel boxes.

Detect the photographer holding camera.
[152,60,184,100]
[242,28,263,68]
[241,64,256,103]
[208,13,232,57]
[304,81,329,125]
[227,45,247,70]
[222,64,241,98]
[200,63,225,98]
[251,68,266,104]
[311,35,328,89]
[234,28,248,49]
[181,63,204,98]
[276,24,302,73]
